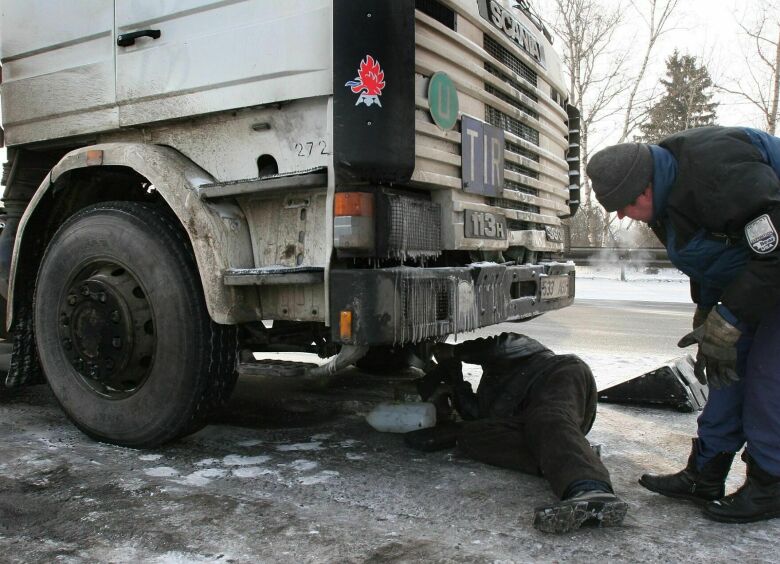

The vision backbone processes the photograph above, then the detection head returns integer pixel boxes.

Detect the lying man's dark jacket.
[651,126,780,325]
[416,332,610,500]
[436,333,587,421]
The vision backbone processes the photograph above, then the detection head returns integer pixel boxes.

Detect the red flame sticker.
[345,55,386,107]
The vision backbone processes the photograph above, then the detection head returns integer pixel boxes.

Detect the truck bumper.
[329,262,575,345]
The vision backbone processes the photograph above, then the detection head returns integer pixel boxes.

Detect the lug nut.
[80,285,90,296]
[110,310,120,323]
[62,338,72,350]
[112,337,122,349]
[60,313,70,326]
[99,292,107,303]
[68,295,78,306]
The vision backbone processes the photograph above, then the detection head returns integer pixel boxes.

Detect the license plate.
[545,225,563,243]
[540,275,570,300]
[464,209,507,239]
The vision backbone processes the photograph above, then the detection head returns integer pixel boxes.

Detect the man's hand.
[678,309,741,389]
[416,345,463,401]
[692,306,712,330]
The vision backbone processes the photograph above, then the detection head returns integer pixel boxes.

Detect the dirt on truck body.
[0,0,580,446]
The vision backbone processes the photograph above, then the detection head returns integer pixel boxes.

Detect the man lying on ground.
[406,332,627,534]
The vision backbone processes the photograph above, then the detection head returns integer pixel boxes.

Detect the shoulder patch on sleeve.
[745,214,778,254]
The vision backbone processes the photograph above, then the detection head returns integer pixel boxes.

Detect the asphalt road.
[454,297,696,389]
[521,298,695,357]
[3,298,778,563]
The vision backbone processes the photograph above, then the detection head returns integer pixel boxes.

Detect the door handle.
[117,29,161,47]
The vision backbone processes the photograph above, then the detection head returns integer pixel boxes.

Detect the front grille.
[413,4,570,250]
[505,179,538,197]
[485,84,538,120]
[484,36,537,88]
[486,107,540,146]
[485,62,538,103]
[506,139,539,162]
[489,198,540,215]
[505,160,539,180]
[415,0,455,30]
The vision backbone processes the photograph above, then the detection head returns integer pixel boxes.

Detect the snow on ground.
[576,264,691,303]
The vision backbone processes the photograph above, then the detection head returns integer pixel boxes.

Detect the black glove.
[678,309,741,389]
[416,358,463,401]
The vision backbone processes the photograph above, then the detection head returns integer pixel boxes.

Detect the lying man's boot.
[639,438,734,503]
[404,422,462,452]
[704,453,780,523]
[533,490,628,534]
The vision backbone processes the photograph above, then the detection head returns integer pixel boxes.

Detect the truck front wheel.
[34,202,236,447]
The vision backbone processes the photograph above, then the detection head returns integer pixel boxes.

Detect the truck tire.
[33,202,237,447]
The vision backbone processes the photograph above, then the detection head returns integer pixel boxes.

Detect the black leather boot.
[704,453,780,523]
[639,439,735,503]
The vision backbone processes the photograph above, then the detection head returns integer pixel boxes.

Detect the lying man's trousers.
[456,356,611,498]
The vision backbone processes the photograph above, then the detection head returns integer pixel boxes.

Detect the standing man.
[587,126,780,523]
[408,332,628,534]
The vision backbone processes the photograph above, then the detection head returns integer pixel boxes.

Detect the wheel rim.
[58,262,156,399]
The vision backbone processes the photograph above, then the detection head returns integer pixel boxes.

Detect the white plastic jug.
[366,402,437,433]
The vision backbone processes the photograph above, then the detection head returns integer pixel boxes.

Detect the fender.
[7,142,259,328]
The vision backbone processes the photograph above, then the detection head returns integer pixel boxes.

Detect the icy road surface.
[1,270,778,562]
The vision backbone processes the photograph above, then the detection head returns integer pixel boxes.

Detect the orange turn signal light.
[339,310,353,341]
[86,150,104,166]
[334,192,374,217]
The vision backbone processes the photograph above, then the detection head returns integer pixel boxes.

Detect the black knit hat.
[587,143,653,212]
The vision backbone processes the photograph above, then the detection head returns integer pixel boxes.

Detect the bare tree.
[717,2,779,134]
[617,0,681,142]
[547,0,631,244]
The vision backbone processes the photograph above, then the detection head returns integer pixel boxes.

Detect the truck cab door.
[114,0,332,128]
[0,0,117,146]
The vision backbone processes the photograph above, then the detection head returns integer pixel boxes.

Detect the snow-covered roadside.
[575,265,691,303]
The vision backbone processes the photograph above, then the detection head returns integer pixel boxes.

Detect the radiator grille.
[505,160,539,180]
[484,36,538,88]
[506,139,539,162]
[486,107,540,146]
[484,84,539,120]
[485,62,538,103]
[505,179,538,197]
[414,4,570,246]
[489,198,540,215]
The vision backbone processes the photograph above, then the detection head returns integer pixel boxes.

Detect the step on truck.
[0,0,580,447]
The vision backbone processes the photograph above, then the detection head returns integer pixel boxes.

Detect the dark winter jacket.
[649,126,780,325]
[446,333,590,419]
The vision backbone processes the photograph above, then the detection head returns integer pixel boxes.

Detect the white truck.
[0,0,580,446]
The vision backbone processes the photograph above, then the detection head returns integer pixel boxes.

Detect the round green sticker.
[428,72,459,131]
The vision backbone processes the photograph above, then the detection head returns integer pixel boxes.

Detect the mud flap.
[598,355,708,412]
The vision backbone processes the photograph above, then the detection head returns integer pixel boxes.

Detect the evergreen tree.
[639,51,718,143]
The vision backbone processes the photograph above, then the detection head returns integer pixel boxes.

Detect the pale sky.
[537,0,775,149]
